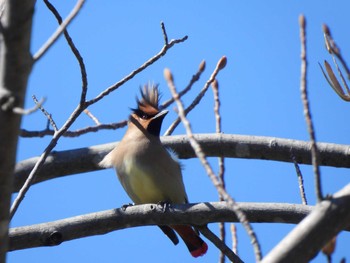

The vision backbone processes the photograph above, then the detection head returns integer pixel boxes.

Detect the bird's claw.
[157,201,171,213]
[121,203,134,211]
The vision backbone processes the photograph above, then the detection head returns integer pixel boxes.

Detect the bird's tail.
[171,225,208,257]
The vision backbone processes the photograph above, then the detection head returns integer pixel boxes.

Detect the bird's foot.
[157,201,171,213]
[121,203,134,211]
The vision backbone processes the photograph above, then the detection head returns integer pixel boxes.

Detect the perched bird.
[100,84,208,257]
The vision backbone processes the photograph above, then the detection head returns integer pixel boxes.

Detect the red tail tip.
[190,242,208,258]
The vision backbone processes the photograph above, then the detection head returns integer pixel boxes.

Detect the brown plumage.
[101,84,207,257]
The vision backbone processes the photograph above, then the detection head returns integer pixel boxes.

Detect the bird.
[100,84,208,257]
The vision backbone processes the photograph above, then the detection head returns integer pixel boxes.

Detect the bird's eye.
[141,113,148,119]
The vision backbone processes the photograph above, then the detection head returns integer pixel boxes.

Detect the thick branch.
[13,134,350,192]
[9,202,312,251]
[0,0,34,261]
[262,183,350,263]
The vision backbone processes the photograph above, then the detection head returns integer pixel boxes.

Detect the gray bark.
[13,134,350,192]
[0,1,34,262]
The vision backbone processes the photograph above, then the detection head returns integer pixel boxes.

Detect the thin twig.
[165,68,262,261]
[160,21,168,45]
[212,79,227,263]
[84,109,101,125]
[43,0,88,103]
[161,60,206,109]
[197,225,243,263]
[33,0,86,61]
[32,95,58,132]
[164,56,226,136]
[20,120,127,138]
[291,152,308,205]
[85,28,188,106]
[231,223,238,255]
[12,97,46,115]
[20,59,201,139]
[299,15,323,202]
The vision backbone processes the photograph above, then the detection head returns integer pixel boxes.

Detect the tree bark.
[13,134,350,192]
[0,1,34,262]
[9,202,313,251]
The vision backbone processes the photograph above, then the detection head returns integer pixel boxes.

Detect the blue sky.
[9,1,350,262]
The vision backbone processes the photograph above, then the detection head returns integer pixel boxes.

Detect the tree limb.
[9,202,312,252]
[261,183,350,263]
[13,134,350,192]
[0,0,35,261]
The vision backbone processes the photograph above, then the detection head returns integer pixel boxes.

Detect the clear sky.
[9,1,350,262]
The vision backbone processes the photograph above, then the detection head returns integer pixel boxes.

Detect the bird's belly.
[120,158,169,204]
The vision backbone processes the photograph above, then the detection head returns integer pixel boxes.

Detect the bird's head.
[130,84,168,137]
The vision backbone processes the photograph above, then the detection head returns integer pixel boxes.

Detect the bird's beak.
[153,109,169,120]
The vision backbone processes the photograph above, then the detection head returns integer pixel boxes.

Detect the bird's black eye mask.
[131,108,156,120]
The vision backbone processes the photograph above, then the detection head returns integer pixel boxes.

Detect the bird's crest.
[133,83,160,117]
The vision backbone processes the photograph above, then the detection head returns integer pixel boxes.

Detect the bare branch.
[160,21,168,45]
[43,0,88,103]
[261,183,350,263]
[161,60,206,109]
[85,25,188,106]
[299,15,323,202]
[83,109,101,125]
[20,120,127,138]
[197,225,243,263]
[13,134,350,193]
[33,0,86,62]
[231,223,238,255]
[291,152,308,205]
[211,79,227,263]
[165,71,262,261]
[164,56,227,136]
[20,66,200,138]
[11,96,45,115]
[33,95,58,132]
[9,202,313,252]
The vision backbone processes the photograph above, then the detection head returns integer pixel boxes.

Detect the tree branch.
[165,65,262,260]
[13,134,350,192]
[0,0,35,261]
[9,202,313,252]
[198,225,243,263]
[33,0,86,62]
[261,183,350,263]
[299,15,323,202]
